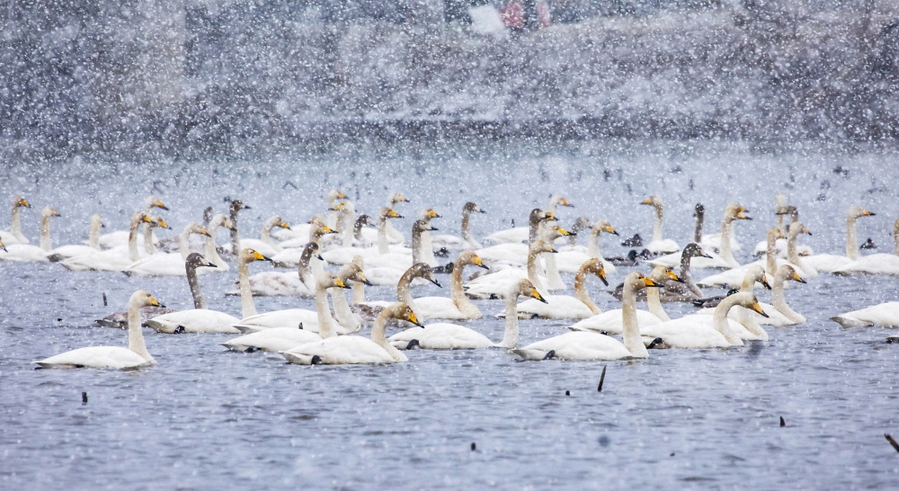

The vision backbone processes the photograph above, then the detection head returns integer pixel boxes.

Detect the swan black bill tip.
[431,279,442,288]
[362,279,373,286]
[479,264,489,270]
[599,276,609,287]
[542,350,557,361]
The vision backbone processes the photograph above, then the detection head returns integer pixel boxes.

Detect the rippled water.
[2,140,899,489]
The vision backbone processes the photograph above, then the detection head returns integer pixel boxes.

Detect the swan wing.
[222,327,322,352]
[146,310,241,333]
[513,332,632,361]
[35,346,152,369]
[388,323,493,349]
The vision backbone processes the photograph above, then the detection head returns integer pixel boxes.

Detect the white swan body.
[0,206,60,262]
[48,214,104,261]
[834,219,899,275]
[508,258,607,319]
[830,302,899,328]
[222,327,322,353]
[642,293,767,349]
[125,223,211,276]
[802,206,876,273]
[389,279,546,350]
[465,240,554,299]
[97,196,167,249]
[415,250,487,319]
[35,290,161,369]
[0,196,31,245]
[511,272,657,361]
[282,302,419,365]
[640,195,680,255]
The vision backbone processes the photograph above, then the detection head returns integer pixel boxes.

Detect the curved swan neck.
[127,297,153,362]
[186,262,207,309]
[622,281,649,358]
[179,226,194,260]
[330,286,356,330]
[527,248,547,294]
[204,232,225,268]
[846,214,860,260]
[719,215,737,267]
[315,284,336,339]
[500,293,521,349]
[450,259,479,315]
[646,286,670,321]
[371,310,407,362]
[128,214,143,262]
[397,269,416,307]
[713,296,745,345]
[573,269,602,315]
[39,211,53,251]
[10,202,26,242]
[238,256,256,318]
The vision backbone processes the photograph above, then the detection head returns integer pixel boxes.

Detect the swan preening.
[35,290,162,369]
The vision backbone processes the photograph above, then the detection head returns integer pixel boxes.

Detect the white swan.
[801,205,876,273]
[382,192,410,244]
[271,218,336,267]
[0,206,60,262]
[352,262,441,322]
[430,202,486,250]
[484,197,570,245]
[232,271,350,334]
[238,216,290,257]
[640,292,767,349]
[48,214,105,262]
[694,265,772,338]
[415,250,489,319]
[388,279,546,350]
[35,290,161,369]
[465,240,554,299]
[0,196,31,245]
[640,195,679,255]
[281,302,421,365]
[97,196,168,249]
[124,222,211,276]
[59,212,154,271]
[831,302,899,328]
[701,202,750,254]
[757,264,806,326]
[238,242,320,297]
[320,207,404,266]
[567,265,682,334]
[506,258,607,319]
[202,213,233,271]
[144,254,241,333]
[225,199,251,257]
[651,203,751,269]
[541,223,575,291]
[511,272,658,361]
[417,208,441,267]
[834,219,899,275]
[555,219,619,274]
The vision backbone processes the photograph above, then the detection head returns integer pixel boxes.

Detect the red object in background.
[500,0,552,30]
[500,0,524,29]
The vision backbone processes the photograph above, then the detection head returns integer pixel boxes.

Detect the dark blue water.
[2,140,899,489]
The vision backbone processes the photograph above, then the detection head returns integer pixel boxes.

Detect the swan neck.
[411,226,422,264]
[342,211,354,247]
[89,217,101,249]
[39,212,52,251]
[179,227,192,260]
[894,227,899,256]
[186,263,207,309]
[352,280,365,304]
[204,233,225,268]
[719,216,737,267]
[397,270,415,307]
[573,269,602,315]
[422,230,436,266]
[127,298,153,362]
[378,217,389,254]
[128,216,142,262]
[713,297,743,344]
[527,249,546,295]
[143,224,157,255]
[766,231,779,274]
[331,285,356,330]
[622,282,649,357]
[693,212,704,243]
[771,274,787,311]
[646,285,670,321]
[10,204,24,241]
[450,260,478,315]
[238,257,256,318]
[371,312,407,362]
[846,215,859,260]
[500,293,520,348]
[315,284,336,338]
[587,228,601,258]
[652,205,663,243]
[229,209,241,257]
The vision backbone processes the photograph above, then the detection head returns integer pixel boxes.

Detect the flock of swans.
[3,190,898,370]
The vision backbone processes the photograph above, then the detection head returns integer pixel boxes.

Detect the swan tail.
[829,316,873,328]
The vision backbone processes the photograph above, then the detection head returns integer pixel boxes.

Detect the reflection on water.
[2,141,899,489]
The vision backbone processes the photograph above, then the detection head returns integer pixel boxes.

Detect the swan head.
[529,208,555,224]
[146,196,168,211]
[241,248,272,264]
[413,219,438,234]
[729,292,768,318]
[329,201,348,212]
[131,289,163,308]
[229,200,250,212]
[569,216,592,234]
[355,214,375,227]
[458,250,489,270]
[186,222,211,237]
[550,195,573,208]
[641,195,662,208]
[788,221,812,237]
[388,193,410,205]
[41,206,60,218]
[544,225,573,241]
[650,265,681,284]
[767,227,787,241]
[13,196,31,209]
[626,272,661,292]
[409,262,441,287]
[464,202,486,214]
[319,272,350,290]
[512,278,547,303]
[385,302,423,328]
[337,263,372,287]
[186,252,217,269]
[593,219,618,236]
[90,214,105,228]
[530,239,557,256]
[380,207,403,220]
[580,258,608,286]
[682,242,712,259]
[694,203,705,218]
[269,216,290,230]
[745,265,771,290]
[848,206,875,219]
[421,208,441,219]
[778,264,806,284]
[148,215,170,230]
[328,189,348,202]
[724,202,751,220]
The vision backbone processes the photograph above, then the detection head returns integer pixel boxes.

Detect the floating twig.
[102,292,107,307]
[780,417,785,427]
[598,365,607,392]
[470,442,476,451]
[82,392,88,404]
[885,434,899,453]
